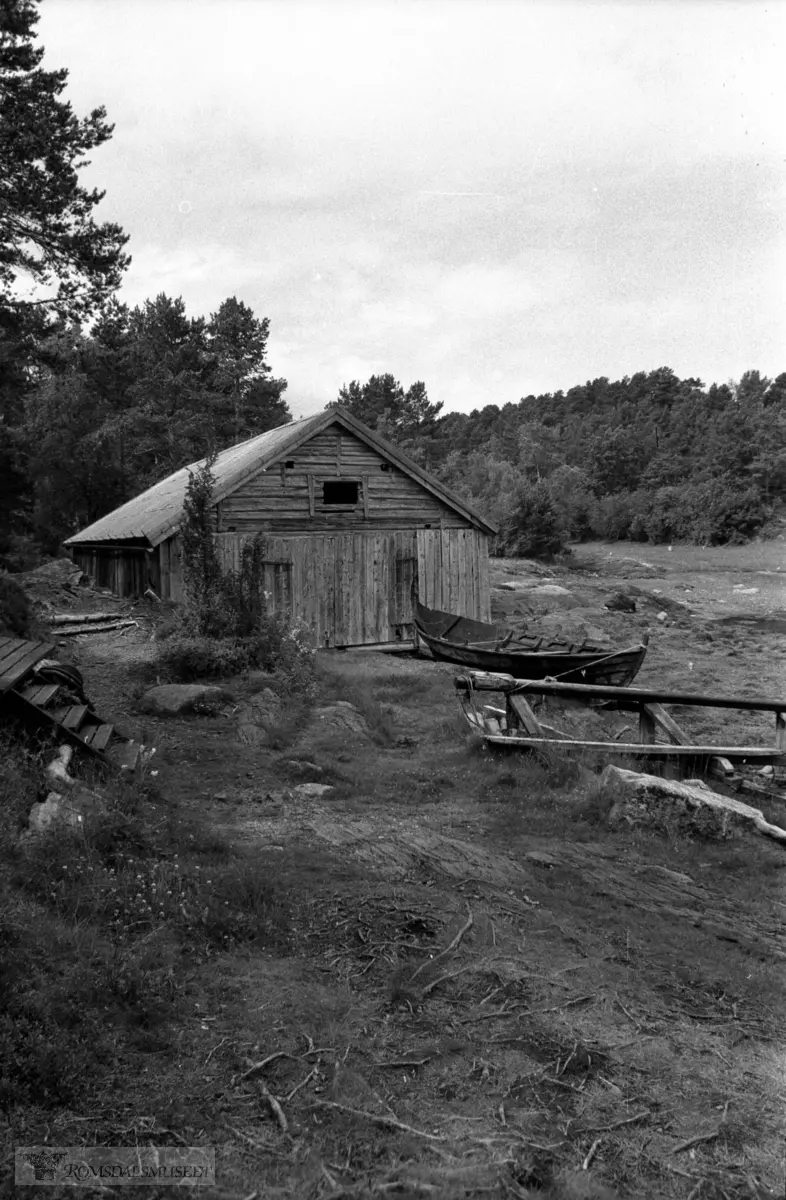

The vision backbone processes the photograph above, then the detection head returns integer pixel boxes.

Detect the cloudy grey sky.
[40,0,784,417]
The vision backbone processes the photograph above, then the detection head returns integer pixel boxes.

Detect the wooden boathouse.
[64,407,496,648]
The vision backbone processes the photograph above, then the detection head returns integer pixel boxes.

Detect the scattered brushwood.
[388,907,475,1006]
[50,613,139,636]
[17,559,86,608]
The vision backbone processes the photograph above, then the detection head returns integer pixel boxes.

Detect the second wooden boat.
[413,595,648,686]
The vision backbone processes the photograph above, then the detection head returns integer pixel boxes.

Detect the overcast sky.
[40,0,785,417]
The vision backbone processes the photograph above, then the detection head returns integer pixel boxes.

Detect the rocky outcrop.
[598,765,786,843]
[139,684,232,716]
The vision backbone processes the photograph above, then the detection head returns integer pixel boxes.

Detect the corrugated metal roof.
[65,407,497,547]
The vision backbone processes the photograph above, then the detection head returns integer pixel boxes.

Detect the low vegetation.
[0,572,33,638]
[155,459,316,699]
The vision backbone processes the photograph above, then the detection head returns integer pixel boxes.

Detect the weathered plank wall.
[209,531,417,645]
[217,427,470,532]
[415,528,490,622]
[83,526,491,635]
[71,546,157,598]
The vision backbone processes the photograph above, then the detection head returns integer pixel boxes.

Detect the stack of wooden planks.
[0,636,142,774]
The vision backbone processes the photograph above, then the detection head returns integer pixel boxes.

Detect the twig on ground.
[421,962,479,998]
[582,1138,602,1170]
[408,908,474,985]
[542,1076,585,1094]
[204,1036,232,1066]
[254,1078,288,1134]
[375,1057,432,1069]
[614,995,643,1029]
[310,1099,445,1141]
[222,1125,288,1158]
[672,1129,721,1155]
[483,993,597,1035]
[238,1051,293,1083]
[582,1111,650,1134]
[283,1068,317,1102]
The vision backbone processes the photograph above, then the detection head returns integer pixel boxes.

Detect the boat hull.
[413,596,647,686]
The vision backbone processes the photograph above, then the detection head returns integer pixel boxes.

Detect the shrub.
[160,464,317,689]
[0,573,32,638]
[500,480,565,559]
[157,633,252,681]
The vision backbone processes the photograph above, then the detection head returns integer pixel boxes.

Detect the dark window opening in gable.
[284,460,295,468]
[323,480,359,505]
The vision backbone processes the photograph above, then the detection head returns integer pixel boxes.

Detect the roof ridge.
[65,406,496,547]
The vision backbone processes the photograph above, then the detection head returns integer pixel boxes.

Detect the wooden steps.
[1,636,143,777]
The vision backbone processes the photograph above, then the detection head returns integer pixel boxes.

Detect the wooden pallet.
[0,636,142,775]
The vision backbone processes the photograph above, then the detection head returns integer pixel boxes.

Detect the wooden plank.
[507,693,544,737]
[344,640,416,654]
[447,530,456,615]
[18,683,60,707]
[348,534,362,644]
[644,702,687,744]
[333,537,345,648]
[0,641,55,692]
[479,535,491,622]
[0,638,28,667]
[335,536,349,646]
[640,703,733,776]
[481,735,784,762]
[455,673,786,713]
[776,712,786,750]
[639,705,656,744]
[308,474,315,517]
[362,474,369,519]
[328,536,339,647]
[466,529,477,620]
[433,529,444,610]
[88,723,114,751]
[60,705,89,731]
[309,537,322,644]
[363,531,375,642]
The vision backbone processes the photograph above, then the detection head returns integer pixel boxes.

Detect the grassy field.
[1,545,785,1199]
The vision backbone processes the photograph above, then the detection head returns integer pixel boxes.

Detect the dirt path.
[45,547,786,1198]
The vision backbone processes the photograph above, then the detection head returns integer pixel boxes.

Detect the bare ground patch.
[2,555,785,1199]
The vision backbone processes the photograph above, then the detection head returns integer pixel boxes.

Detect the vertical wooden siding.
[415,528,490,622]
[162,528,489,643]
[71,547,156,598]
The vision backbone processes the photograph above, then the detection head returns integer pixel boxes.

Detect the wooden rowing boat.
[413,595,648,686]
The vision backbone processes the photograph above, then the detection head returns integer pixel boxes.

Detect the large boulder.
[236,687,284,745]
[598,765,786,843]
[526,584,580,610]
[139,684,232,716]
[311,702,370,738]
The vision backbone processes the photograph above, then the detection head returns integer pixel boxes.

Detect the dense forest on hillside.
[0,294,290,566]
[337,368,786,555]
[1,1,784,570]
[1,318,785,570]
